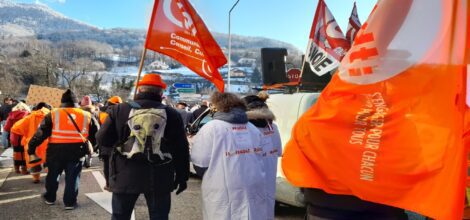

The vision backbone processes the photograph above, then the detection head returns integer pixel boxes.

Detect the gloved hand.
[174,181,187,195]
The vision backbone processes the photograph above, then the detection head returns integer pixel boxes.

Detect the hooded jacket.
[4,110,29,132]
[191,108,268,220]
[246,107,282,220]
[96,92,189,194]
[11,108,50,169]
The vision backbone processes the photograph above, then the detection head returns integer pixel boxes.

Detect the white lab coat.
[191,119,267,220]
[258,123,282,220]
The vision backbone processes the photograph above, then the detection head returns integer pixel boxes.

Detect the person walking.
[28,89,99,210]
[79,95,100,168]
[0,97,14,149]
[191,92,267,220]
[97,95,122,190]
[96,74,189,220]
[5,102,31,174]
[10,102,52,183]
[243,93,282,220]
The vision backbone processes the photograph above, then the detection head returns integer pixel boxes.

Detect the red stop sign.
[287,68,301,82]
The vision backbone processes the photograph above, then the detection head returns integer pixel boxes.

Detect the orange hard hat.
[136,74,167,89]
[107,96,123,104]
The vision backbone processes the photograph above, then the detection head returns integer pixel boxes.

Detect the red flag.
[304,0,350,77]
[283,0,469,219]
[145,0,227,92]
[346,2,361,45]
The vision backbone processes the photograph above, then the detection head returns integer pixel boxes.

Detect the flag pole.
[297,48,309,93]
[133,48,148,99]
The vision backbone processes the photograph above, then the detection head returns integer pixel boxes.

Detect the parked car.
[186,92,320,207]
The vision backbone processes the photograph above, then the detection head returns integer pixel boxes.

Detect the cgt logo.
[163,0,197,36]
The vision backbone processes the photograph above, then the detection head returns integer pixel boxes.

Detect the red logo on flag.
[346,2,362,45]
[304,0,350,76]
[145,0,227,92]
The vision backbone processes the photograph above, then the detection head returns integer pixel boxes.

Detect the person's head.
[80,95,93,107]
[210,92,246,113]
[80,95,95,112]
[107,96,123,106]
[3,97,12,105]
[60,89,79,107]
[136,74,167,99]
[176,102,187,110]
[242,94,268,111]
[200,100,209,107]
[12,102,31,112]
[32,102,52,111]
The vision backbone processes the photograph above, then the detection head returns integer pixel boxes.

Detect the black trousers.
[112,192,171,220]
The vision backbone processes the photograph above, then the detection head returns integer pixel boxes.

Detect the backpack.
[115,102,171,164]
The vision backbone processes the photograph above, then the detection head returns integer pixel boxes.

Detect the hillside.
[0,0,300,54]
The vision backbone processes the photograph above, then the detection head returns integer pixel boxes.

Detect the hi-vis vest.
[49,108,91,144]
[99,112,108,125]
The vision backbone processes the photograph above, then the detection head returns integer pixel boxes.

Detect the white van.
[266,92,321,207]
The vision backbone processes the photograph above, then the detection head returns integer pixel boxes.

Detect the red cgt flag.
[145,0,227,92]
[304,0,350,77]
[283,0,469,219]
[346,2,361,45]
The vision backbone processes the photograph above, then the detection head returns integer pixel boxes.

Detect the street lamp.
[228,0,240,92]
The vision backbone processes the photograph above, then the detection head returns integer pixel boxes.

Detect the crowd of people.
[0,73,285,220]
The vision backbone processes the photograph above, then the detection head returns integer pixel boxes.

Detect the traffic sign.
[176,88,196,93]
[287,68,301,82]
[173,83,194,89]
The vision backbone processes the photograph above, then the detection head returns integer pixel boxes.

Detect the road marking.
[0,168,11,188]
[0,194,40,205]
[92,171,106,191]
[86,171,135,220]
[0,148,13,167]
[0,189,33,196]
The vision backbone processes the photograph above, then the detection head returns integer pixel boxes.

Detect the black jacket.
[0,104,12,121]
[304,188,408,219]
[96,92,189,194]
[28,104,99,163]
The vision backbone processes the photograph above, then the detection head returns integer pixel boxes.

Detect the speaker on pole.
[261,48,289,85]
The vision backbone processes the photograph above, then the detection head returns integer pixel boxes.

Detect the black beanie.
[61,89,78,104]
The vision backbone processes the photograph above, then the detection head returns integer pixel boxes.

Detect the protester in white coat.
[191,92,267,220]
[243,93,282,220]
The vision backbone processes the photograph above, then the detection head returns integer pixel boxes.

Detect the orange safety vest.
[49,108,91,144]
[99,111,108,125]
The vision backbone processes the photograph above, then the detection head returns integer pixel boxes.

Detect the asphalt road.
[0,152,305,220]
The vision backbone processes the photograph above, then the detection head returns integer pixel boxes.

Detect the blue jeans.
[44,159,83,206]
[1,120,9,148]
[112,192,171,220]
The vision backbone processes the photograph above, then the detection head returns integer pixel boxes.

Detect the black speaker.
[261,48,289,85]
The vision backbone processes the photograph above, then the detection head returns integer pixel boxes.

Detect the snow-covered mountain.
[0,0,97,37]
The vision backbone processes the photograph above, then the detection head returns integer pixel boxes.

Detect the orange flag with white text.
[282,0,469,219]
[145,0,227,92]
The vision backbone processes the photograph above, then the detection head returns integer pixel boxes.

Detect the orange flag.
[346,2,361,45]
[145,0,227,92]
[304,0,350,77]
[282,0,469,219]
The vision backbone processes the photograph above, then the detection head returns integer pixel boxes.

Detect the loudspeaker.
[261,48,289,85]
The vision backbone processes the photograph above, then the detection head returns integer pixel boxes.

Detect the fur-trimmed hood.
[246,107,275,121]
